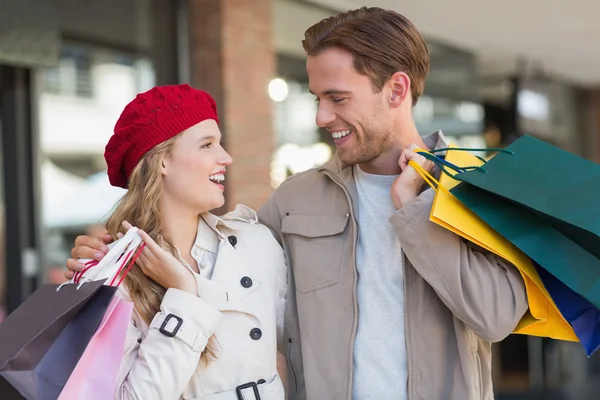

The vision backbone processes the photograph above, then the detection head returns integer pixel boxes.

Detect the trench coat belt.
[193,374,284,400]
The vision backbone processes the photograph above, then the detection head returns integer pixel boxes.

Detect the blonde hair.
[106,133,216,361]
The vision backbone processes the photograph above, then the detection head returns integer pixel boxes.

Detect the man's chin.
[338,150,372,166]
[337,149,357,165]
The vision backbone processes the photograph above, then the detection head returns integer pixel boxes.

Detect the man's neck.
[358,122,427,175]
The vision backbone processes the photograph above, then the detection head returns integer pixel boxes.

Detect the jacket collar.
[191,212,237,255]
[193,205,258,254]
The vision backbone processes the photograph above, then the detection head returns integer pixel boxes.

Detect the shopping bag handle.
[80,229,142,284]
[111,242,146,287]
[409,146,515,189]
[408,160,451,195]
[433,146,513,158]
[58,226,146,291]
[415,146,514,177]
[414,147,487,177]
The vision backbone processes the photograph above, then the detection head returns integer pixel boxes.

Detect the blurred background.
[0,0,598,398]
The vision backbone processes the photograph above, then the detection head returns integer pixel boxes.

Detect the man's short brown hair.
[303,7,429,105]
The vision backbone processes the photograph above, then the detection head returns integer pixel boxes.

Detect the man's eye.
[332,98,345,103]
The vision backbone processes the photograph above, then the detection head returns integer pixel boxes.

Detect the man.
[66,7,527,400]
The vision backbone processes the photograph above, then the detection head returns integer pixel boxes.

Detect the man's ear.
[388,71,411,108]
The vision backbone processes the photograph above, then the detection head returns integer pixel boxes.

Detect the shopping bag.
[58,296,133,400]
[422,147,577,341]
[453,135,600,254]
[0,376,26,399]
[452,135,600,290]
[0,279,106,373]
[0,226,144,399]
[450,179,600,310]
[1,284,116,400]
[534,262,600,356]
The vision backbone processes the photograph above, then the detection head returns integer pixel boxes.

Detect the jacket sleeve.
[115,288,223,400]
[257,191,284,246]
[273,240,288,352]
[389,189,528,343]
[258,191,307,400]
[256,192,285,345]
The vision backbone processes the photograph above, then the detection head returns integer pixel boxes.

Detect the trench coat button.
[250,328,262,340]
[227,235,237,247]
[240,276,253,288]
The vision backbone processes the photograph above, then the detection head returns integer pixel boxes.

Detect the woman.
[75,84,287,399]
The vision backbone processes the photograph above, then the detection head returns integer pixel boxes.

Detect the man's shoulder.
[275,166,327,192]
[259,166,333,219]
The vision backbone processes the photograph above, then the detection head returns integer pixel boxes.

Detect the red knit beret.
[105,84,219,188]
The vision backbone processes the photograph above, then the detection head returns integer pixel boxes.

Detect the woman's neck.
[159,200,201,260]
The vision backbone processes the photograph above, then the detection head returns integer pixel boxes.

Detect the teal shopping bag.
[451,135,600,259]
[450,181,600,310]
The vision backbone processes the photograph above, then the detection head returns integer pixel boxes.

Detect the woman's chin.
[203,196,225,213]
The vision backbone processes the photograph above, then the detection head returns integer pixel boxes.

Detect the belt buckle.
[235,381,260,400]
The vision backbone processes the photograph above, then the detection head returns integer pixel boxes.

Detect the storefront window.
[414,95,486,152]
[38,44,155,283]
[269,78,332,188]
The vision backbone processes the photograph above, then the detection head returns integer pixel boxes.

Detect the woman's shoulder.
[219,204,279,243]
[220,204,259,224]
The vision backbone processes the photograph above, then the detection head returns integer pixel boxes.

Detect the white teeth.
[209,173,225,183]
[331,130,351,139]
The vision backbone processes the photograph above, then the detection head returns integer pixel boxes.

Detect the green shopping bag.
[415,135,600,313]
[450,181,600,310]
[451,134,600,259]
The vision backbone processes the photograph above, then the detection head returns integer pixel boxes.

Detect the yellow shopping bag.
[410,146,577,341]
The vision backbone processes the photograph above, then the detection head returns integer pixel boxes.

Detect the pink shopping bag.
[58,295,133,400]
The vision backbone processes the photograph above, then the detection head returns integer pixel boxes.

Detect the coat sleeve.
[272,237,288,352]
[115,288,223,400]
[389,189,528,342]
[257,199,288,353]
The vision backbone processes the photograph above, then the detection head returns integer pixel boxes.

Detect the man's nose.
[315,103,336,128]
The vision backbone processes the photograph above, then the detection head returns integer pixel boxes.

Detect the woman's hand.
[127,222,197,295]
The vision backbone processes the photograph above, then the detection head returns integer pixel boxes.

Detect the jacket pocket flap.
[281,214,349,238]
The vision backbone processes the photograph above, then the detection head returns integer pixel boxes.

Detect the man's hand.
[390,143,435,210]
[64,227,124,279]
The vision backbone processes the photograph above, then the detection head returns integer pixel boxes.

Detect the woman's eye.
[201,143,212,149]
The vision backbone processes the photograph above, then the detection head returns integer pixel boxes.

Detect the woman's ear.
[160,155,169,177]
